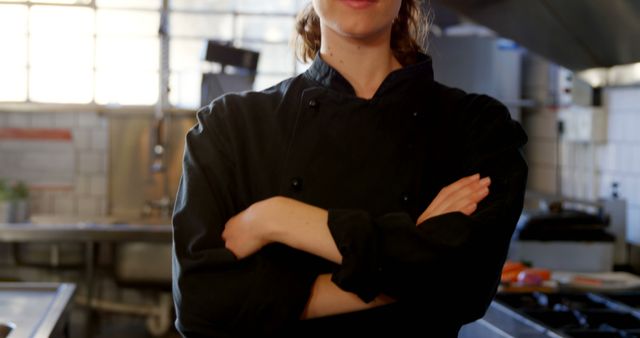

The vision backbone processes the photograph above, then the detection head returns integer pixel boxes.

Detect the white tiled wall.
[0,112,109,218]
[602,87,640,243]
[523,109,560,195]
[7,113,29,128]
[524,86,640,244]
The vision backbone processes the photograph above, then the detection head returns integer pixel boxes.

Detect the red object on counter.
[517,268,552,286]
[501,261,527,283]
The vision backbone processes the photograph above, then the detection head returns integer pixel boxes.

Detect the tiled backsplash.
[525,85,640,244]
[0,112,108,218]
[603,87,640,244]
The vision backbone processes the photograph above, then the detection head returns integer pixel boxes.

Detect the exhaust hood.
[432,0,640,72]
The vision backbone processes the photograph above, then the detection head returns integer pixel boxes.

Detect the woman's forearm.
[260,198,397,317]
[223,196,342,261]
[266,197,343,264]
[302,274,395,319]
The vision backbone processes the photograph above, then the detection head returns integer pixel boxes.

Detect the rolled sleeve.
[327,209,380,302]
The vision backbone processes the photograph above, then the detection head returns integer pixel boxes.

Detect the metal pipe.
[145,0,174,219]
[74,292,172,336]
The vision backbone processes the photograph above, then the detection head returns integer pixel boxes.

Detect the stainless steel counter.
[0,221,171,337]
[0,222,171,243]
[460,301,569,338]
[0,283,75,338]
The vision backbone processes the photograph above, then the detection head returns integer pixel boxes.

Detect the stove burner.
[496,292,640,338]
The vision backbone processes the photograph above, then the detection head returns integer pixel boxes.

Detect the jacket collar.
[304,52,435,99]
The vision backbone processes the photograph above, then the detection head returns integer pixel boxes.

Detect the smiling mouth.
[339,0,377,10]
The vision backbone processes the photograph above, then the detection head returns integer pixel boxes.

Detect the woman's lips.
[340,0,377,10]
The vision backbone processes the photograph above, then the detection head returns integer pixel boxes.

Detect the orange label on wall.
[0,128,72,141]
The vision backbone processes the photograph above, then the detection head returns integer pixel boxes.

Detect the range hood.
[433,0,640,71]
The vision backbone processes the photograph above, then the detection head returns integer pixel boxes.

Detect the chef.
[172,0,528,337]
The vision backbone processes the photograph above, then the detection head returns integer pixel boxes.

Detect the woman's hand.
[416,174,491,225]
[302,274,395,319]
[222,197,279,259]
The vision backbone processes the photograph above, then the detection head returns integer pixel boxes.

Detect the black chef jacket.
[172,52,528,338]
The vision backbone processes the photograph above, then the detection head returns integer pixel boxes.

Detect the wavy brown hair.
[294,0,429,66]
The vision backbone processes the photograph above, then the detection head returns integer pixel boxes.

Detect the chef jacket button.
[412,111,419,117]
[401,194,410,203]
[290,177,303,192]
[308,99,318,108]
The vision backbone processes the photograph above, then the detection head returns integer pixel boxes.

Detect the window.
[169,0,310,108]
[0,0,310,109]
[0,4,28,101]
[29,5,95,103]
[95,8,160,105]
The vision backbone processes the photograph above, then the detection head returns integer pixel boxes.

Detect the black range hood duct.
[432,0,640,71]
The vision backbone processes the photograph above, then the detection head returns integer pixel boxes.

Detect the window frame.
[0,0,305,112]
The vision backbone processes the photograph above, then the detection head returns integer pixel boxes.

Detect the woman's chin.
[334,24,390,41]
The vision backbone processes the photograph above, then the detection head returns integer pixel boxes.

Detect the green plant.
[0,180,30,201]
[0,179,9,201]
[12,181,29,199]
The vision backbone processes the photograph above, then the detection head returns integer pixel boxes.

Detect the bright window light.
[96,70,158,105]
[28,5,94,103]
[30,6,94,36]
[235,16,293,42]
[30,66,93,103]
[0,67,27,101]
[0,5,27,34]
[170,39,207,72]
[170,71,202,109]
[96,37,159,71]
[97,10,160,36]
[96,0,160,9]
[0,5,27,67]
[30,34,94,70]
[35,0,90,4]
[0,34,27,66]
[170,0,233,11]
[0,1,307,108]
[236,0,303,14]
[0,1,91,4]
[170,13,233,39]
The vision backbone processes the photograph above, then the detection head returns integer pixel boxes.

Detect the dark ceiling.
[430,0,640,70]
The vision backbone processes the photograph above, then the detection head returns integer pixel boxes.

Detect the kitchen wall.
[524,85,640,244]
[108,114,191,219]
[0,111,109,218]
[601,87,640,243]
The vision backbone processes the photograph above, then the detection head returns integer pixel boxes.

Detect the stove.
[495,292,640,338]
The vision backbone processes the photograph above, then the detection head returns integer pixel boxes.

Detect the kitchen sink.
[0,323,14,338]
[0,283,75,338]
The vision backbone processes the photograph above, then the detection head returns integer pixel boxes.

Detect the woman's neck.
[319,26,402,99]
